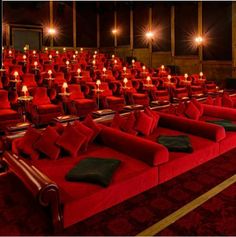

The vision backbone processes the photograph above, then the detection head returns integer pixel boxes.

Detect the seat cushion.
[56,124,87,157]
[74,99,96,109]
[0,109,19,120]
[34,126,61,160]
[106,96,124,103]
[37,104,61,114]
[65,157,121,187]
[157,135,193,153]
[18,127,41,161]
[136,111,154,136]
[132,93,147,98]
[82,115,101,141]
[185,101,201,120]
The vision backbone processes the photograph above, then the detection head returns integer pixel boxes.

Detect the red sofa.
[108,111,226,184]
[5,124,168,231]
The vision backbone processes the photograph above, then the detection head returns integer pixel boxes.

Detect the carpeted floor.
[0,148,236,236]
[157,183,236,236]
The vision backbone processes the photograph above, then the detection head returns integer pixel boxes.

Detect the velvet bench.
[3,125,168,231]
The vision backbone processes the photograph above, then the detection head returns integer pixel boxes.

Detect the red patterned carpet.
[0,148,236,236]
[157,183,236,236]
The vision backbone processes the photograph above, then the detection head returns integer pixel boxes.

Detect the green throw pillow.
[65,157,121,187]
[206,120,236,131]
[157,135,193,153]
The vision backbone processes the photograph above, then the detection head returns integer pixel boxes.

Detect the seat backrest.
[68,85,85,100]
[0,90,11,109]
[22,73,37,87]
[32,87,51,106]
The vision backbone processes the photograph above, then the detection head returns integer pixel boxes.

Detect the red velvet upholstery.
[30,87,62,125]
[67,85,97,116]
[157,112,226,142]
[12,125,168,228]
[0,90,21,129]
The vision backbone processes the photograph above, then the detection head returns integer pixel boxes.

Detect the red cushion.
[191,98,204,116]
[214,95,222,106]
[73,121,94,151]
[175,101,186,116]
[56,124,86,157]
[205,96,214,105]
[121,112,137,135]
[0,109,19,120]
[54,122,65,135]
[222,94,233,108]
[33,88,51,105]
[18,127,41,160]
[37,104,61,114]
[111,113,122,129]
[135,111,154,136]
[185,101,201,120]
[144,107,160,133]
[34,126,60,160]
[82,114,101,141]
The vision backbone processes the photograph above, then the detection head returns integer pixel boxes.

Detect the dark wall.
[2,1,233,61]
[203,1,232,61]
[152,2,171,52]
[53,2,73,47]
[76,2,97,47]
[175,2,198,56]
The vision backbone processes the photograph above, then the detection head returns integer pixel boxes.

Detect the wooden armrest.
[3,151,63,232]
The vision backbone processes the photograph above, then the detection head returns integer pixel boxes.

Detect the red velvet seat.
[0,90,21,130]
[54,72,66,87]
[97,83,125,110]
[29,87,62,125]
[21,73,37,95]
[67,84,97,116]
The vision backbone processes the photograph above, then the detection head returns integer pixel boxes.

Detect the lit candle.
[62,82,68,94]
[63,47,66,52]
[199,72,203,79]
[45,47,48,51]
[161,65,165,71]
[94,51,97,55]
[56,50,59,55]
[123,67,127,72]
[33,50,36,55]
[146,76,151,85]
[66,60,70,67]
[73,55,76,59]
[132,59,135,65]
[167,75,171,81]
[9,50,12,55]
[93,54,96,59]
[92,60,96,66]
[77,68,81,75]
[22,85,28,97]
[75,50,78,55]
[23,47,27,52]
[48,70,52,78]
[96,79,101,90]
[114,59,117,65]
[112,54,115,59]
[23,55,26,61]
[184,73,188,81]
[34,61,38,69]
[123,78,128,88]
[103,67,106,74]
[142,66,146,71]
[49,55,52,60]
[14,71,19,79]
[80,48,83,52]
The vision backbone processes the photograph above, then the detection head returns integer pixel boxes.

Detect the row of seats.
[0,48,219,129]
